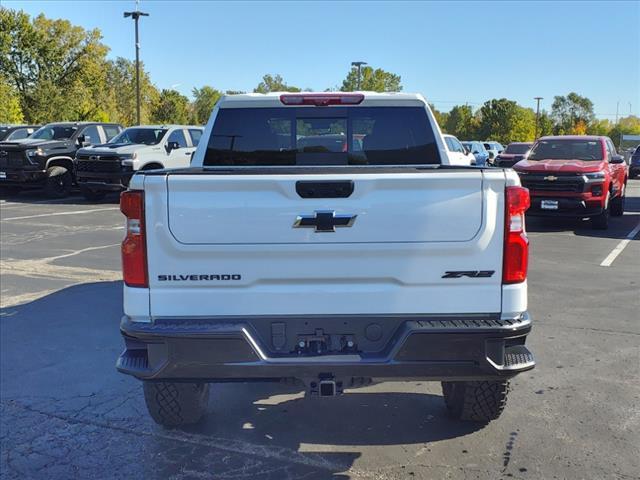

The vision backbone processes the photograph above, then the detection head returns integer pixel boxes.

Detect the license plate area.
[541,199,559,210]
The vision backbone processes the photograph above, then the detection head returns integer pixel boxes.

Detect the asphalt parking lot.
[1,182,639,480]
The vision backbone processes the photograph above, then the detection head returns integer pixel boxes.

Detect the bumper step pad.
[503,345,535,371]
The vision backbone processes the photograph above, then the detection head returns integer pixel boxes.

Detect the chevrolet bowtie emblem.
[293,210,357,232]
[544,175,558,181]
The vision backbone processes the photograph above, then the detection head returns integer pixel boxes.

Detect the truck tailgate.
[143,170,506,317]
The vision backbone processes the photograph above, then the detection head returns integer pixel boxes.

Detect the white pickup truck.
[75,125,203,200]
[116,92,534,428]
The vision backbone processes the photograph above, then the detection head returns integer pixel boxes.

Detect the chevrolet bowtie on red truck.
[116,92,535,428]
[514,135,628,229]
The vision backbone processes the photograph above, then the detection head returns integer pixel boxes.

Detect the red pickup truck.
[514,136,628,229]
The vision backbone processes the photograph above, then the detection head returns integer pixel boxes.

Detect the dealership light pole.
[351,61,367,90]
[534,97,543,139]
[124,6,149,125]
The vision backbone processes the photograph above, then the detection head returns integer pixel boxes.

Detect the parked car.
[629,144,640,178]
[116,92,535,428]
[495,142,533,168]
[514,135,628,229]
[0,124,40,142]
[0,122,122,197]
[461,141,490,166]
[442,134,474,165]
[75,125,204,200]
[483,141,504,164]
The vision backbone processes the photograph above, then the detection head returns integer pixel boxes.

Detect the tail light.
[120,190,148,288]
[503,186,530,284]
[280,93,364,106]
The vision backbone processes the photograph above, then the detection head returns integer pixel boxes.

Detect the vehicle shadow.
[1,281,485,479]
[0,189,119,205]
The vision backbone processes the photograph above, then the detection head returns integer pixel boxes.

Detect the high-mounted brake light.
[503,186,530,284]
[279,93,364,106]
[120,190,148,288]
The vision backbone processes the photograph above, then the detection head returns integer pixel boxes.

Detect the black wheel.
[44,166,72,198]
[610,184,625,217]
[442,380,509,422]
[81,187,107,202]
[143,381,210,428]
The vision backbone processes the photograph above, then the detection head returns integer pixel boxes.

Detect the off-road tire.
[441,380,509,422]
[610,185,625,217]
[44,166,72,198]
[143,381,210,428]
[80,187,107,202]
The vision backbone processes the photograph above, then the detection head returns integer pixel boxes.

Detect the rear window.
[204,107,440,166]
[528,139,603,161]
[504,144,531,154]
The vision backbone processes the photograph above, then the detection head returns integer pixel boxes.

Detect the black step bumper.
[117,313,534,383]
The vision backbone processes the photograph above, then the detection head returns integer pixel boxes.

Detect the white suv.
[75,125,203,200]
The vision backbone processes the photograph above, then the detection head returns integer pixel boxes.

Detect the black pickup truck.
[0,122,122,198]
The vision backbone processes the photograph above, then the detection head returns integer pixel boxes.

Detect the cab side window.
[451,138,464,153]
[103,125,121,141]
[444,137,455,151]
[189,129,203,147]
[80,125,102,145]
[168,129,188,148]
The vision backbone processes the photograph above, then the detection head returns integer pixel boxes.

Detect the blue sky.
[6,0,640,118]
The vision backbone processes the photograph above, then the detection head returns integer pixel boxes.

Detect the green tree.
[340,66,402,92]
[444,105,479,140]
[607,116,640,147]
[0,75,23,122]
[430,104,449,131]
[0,9,111,123]
[191,85,222,124]
[550,92,595,134]
[253,74,300,93]
[151,89,190,124]
[477,98,536,144]
[587,118,612,136]
[536,111,554,137]
[103,57,159,125]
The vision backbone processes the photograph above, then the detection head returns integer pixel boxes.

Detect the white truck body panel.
[124,93,527,321]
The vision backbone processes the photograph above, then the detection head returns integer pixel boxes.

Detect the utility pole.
[351,61,367,90]
[615,100,620,124]
[534,97,543,139]
[124,3,149,125]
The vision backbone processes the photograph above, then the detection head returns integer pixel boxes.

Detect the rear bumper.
[117,313,534,383]
[527,195,604,217]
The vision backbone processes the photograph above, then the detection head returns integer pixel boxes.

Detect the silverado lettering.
[158,274,241,281]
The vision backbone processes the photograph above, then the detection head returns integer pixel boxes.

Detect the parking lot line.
[1,207,119,222]
[600,221,640,267]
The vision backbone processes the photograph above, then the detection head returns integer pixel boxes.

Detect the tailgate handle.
[296,180,354,198]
